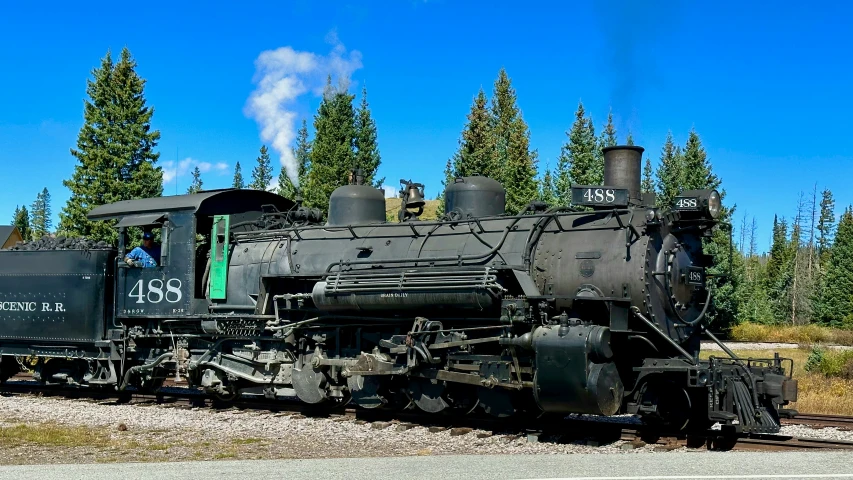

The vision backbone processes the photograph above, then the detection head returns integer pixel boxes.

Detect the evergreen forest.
[9,48,853,332]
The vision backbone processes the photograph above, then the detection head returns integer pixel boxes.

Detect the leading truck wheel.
[638,380,693,433]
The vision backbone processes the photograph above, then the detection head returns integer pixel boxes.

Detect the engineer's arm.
[124,247,142,265]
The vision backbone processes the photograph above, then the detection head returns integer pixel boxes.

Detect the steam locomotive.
[0,146,797,436]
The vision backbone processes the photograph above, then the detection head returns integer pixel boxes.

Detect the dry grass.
[0,422,109,447]
[700,347,853,415]
[385,198,441,222]
[729,322,853,346]
[0,421,280,464]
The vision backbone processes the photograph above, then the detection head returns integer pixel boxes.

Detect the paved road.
[1,452,853,480]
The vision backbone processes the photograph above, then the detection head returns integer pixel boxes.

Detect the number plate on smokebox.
[686,267,705,286]
[571,186,629,207]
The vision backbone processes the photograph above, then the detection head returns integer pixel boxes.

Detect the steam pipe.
[630,307,695,365]
[118,352,174,391]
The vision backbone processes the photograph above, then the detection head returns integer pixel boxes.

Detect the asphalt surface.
[1,452,853,480]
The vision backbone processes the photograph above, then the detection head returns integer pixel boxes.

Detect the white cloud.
[162,158,229,184]
[245,32,363,188]
[382,185,398,198]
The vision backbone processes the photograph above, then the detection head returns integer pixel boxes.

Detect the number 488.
[583,188,616,203]
[128,279,183,304]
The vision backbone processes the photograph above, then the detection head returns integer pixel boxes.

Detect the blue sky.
[0,0,850,253]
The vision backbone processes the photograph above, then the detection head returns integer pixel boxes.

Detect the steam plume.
[246,33,363,186]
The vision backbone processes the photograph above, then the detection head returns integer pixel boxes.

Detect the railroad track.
[1,378,852,453]
[782,413,853,430]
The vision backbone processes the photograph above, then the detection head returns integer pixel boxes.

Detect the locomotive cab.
[87,189,293,320]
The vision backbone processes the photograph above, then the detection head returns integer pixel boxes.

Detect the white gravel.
[0,394,849,462]
[778,424,853,443]
[0,395,643,457]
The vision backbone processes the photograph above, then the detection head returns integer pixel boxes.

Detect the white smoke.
[246,32,363,186]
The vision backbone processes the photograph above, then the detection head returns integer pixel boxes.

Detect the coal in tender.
[5,236,112,251]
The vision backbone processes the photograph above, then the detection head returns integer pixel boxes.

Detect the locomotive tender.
[0,146,797,435]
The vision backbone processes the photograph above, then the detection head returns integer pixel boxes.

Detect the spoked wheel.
[478,387,517,418]
[708,434,738,451]
[408,378,449,413]
[638,380,693,433]
[348,374,388,409]
[214,389,238,402]
[446,384,479,415]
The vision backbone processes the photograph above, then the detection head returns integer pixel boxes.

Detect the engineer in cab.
[124,231,161,268]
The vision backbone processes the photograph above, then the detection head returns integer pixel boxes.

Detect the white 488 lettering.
[128,279,183,304]
[583,188,616,203]
[676,197,698,208]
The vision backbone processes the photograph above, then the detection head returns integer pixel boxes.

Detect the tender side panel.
[0,250,113,342]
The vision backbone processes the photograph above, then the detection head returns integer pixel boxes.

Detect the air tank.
[444,176,506,218]
[603,146,644,204]
[326,184,386,226]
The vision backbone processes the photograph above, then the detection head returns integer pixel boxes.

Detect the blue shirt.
[126,245,161,268]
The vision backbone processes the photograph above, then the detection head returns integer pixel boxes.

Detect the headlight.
[708,190,721,219]
[673,189,722,220]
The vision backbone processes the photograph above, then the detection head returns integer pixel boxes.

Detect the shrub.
[805,346,825,373]
[803,347,853,379]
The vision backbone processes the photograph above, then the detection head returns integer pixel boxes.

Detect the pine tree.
[187,167,203,194]
[538,165,557,206]
[738,257,776,325]
[12,206,30,242]
[601,109,617,148]
[592,110,617,185]
[279,119,311,199]
[232,162,245,189]
[302,78,358,213]
[58,48,162,244]
[354,87,382,187]
[555,101,599,206]
[813,206,853,327]
[817,188,836,268]
[766,215,789,288]
[249,145,274,191]
[641,157,654,194]
[450,88,498,179]
[490,69,538,214]
[655,132,682,208]
[681,128,720,191]
[626,131,635,146]
[437,158,455,214]
[30,188,52,240]
[765,215,797,322]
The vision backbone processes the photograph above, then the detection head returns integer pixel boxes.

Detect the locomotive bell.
[603,146,644,204]
[405,184,425,209]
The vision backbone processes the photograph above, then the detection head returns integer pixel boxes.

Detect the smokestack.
[603,145,644,204]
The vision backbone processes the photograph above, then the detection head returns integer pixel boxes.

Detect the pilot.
[124,231,161,268]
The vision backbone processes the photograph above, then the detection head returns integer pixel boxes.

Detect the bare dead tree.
[808,183,817,278]
[791,192,805,324]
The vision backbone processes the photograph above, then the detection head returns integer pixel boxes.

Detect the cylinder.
[603,146,644,203]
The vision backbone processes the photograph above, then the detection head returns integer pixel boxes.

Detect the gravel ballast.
[0,394,850,464]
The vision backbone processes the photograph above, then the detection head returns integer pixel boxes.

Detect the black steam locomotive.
[0,146,797,436]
